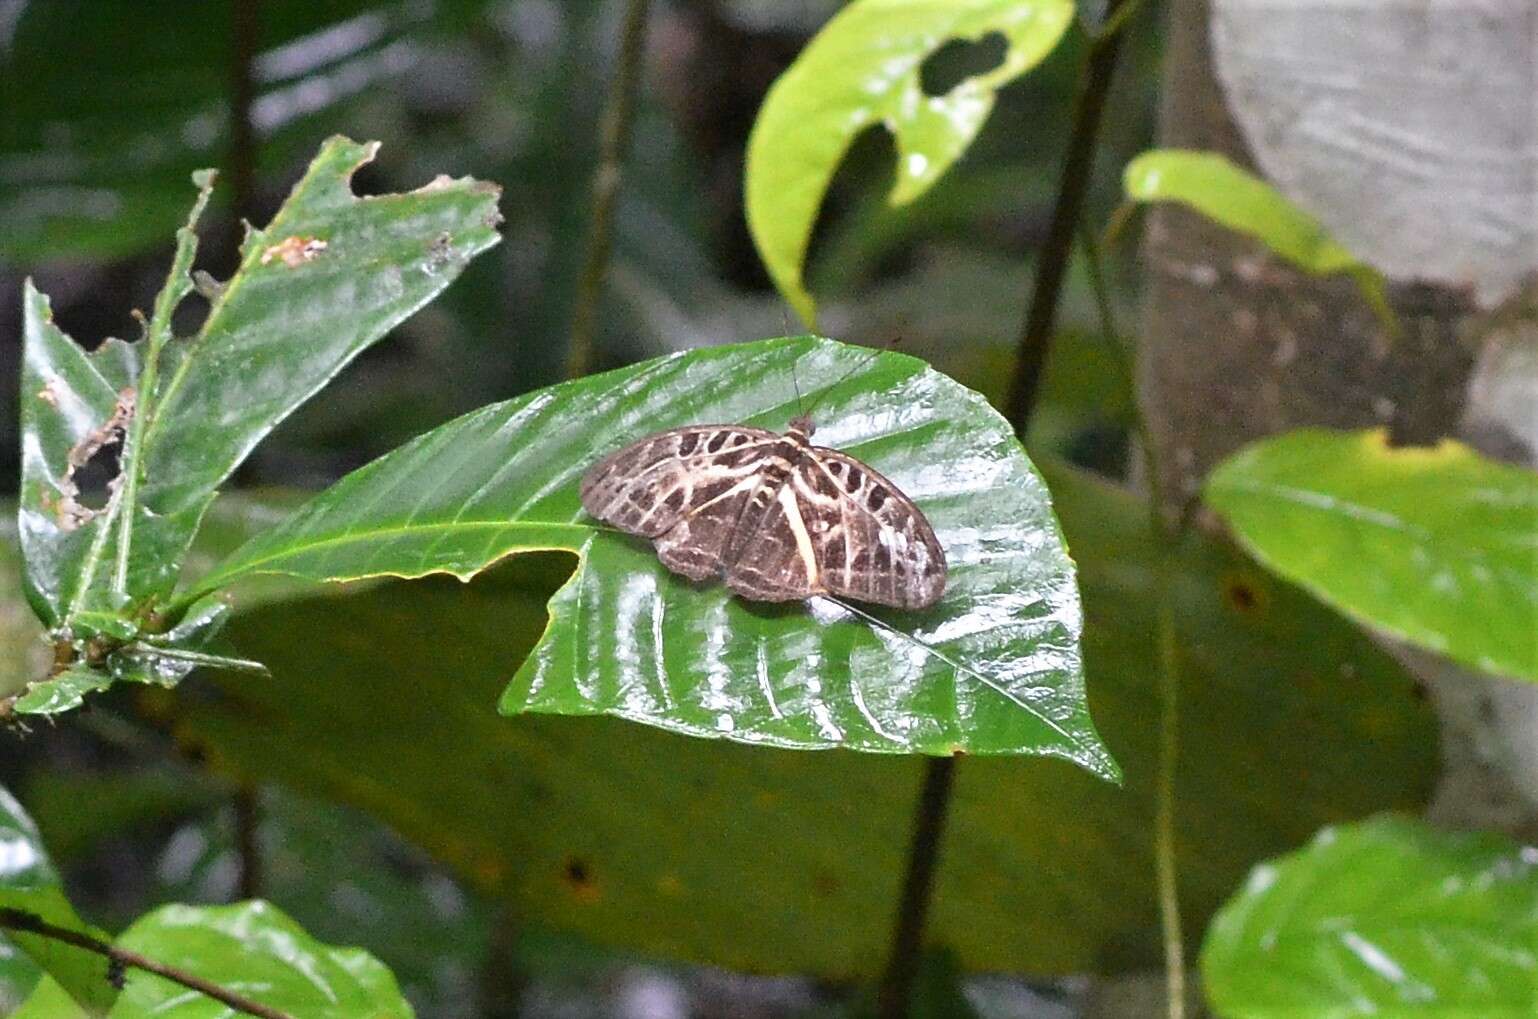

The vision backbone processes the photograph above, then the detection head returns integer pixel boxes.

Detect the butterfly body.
[580,418,946,610]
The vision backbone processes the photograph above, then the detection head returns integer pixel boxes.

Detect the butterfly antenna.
[801,342,891,423]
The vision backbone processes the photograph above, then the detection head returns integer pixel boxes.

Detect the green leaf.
[1206,428,1538,683]
[0,1,487,261]
[192,337,1113,768]
[1202,815,1538,1018]
[18,282,143,628]
[0,933,42,1015]
[0,784,116,1015]
[1122,149,1395,330]
[13,976,87,1019]
[165,466,1436,976]
[745,0,1075,325]
[111,901,411,1018]
[133,136,501,595]
[15,137,500,711]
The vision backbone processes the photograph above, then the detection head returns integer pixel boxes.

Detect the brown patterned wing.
[580,425,785,582]
[721,466,824,602]
[790,446,947,610]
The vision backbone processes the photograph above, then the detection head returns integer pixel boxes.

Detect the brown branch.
[234,785,262,900]
[0,907,295,1019]
[228,0,260,225]
[566,0,653,380]
[876,755,958,1019]
[1004,0,1137,433]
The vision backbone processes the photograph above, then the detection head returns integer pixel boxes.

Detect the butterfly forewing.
[581,422,947,610]
[580,425,782,538]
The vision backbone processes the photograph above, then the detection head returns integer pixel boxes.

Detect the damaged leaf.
[126,136,502,604]
[18,283,147,629]
[745,0,1074,325]
[48,388,135,533]
[14,136,501,714]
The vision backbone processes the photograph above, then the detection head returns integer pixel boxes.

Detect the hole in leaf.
[920,33,1008,97]
[72,441,121,512]
[801,125,909,297]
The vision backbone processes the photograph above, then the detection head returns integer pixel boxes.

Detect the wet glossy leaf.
[1206,428,1538,682]
[14,136,500,713]
[17,283,144,628]
[161,465,1436,975]
[1123,149,1393,328]
[745,0,1075,325]
[135,136,501,587]
[0,784,116,1014]
[111,901,410,1018]
[1202,815,1538,1017]
[191,337,1112,767]
[0,1,484,260]
[0,934,41,1016]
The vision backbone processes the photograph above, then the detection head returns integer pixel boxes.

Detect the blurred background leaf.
[1202,815,1538,1018]
[1207,428,1538,683]
[744,0,1075,324]
[0,783,114,1013]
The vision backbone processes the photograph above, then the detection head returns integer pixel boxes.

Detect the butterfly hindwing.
[794,447,946,610]
[722,468,821,601]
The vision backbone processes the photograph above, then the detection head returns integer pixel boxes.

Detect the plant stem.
[235,785,262,900]
[565,0,652,380]
[229,0,260,225]
[1004,0,1136,434]
[876,755,957,1019]
[0,907,295,1019]
[876,9,1139,1015]
[1079,211,1187,1019]
[1153,576,1185,1019]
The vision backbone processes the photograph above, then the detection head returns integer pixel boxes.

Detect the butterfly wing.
[791,446,947,610]
[721,467,824,602]
[581,425,785,581]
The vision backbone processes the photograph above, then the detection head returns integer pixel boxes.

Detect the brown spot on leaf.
[260,235,328,267]
[52,388,135,531]
[1221,574,1266,615]
[562,856,600,903]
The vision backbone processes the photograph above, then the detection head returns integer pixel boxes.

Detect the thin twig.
[235,786,262,900]
[229,0,260,225]
[565,0,652,380]
[876,8,1141,1015]
[0,907,295,1019]
[1153,578,1185,1019]
[1080,176,1187,1019]
[875,755,957,1019]
[1004,0,1137,434]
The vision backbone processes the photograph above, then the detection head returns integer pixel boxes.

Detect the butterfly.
[580,414,947,610]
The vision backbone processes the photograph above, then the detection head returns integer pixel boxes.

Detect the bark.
[1138,0,1538,855]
